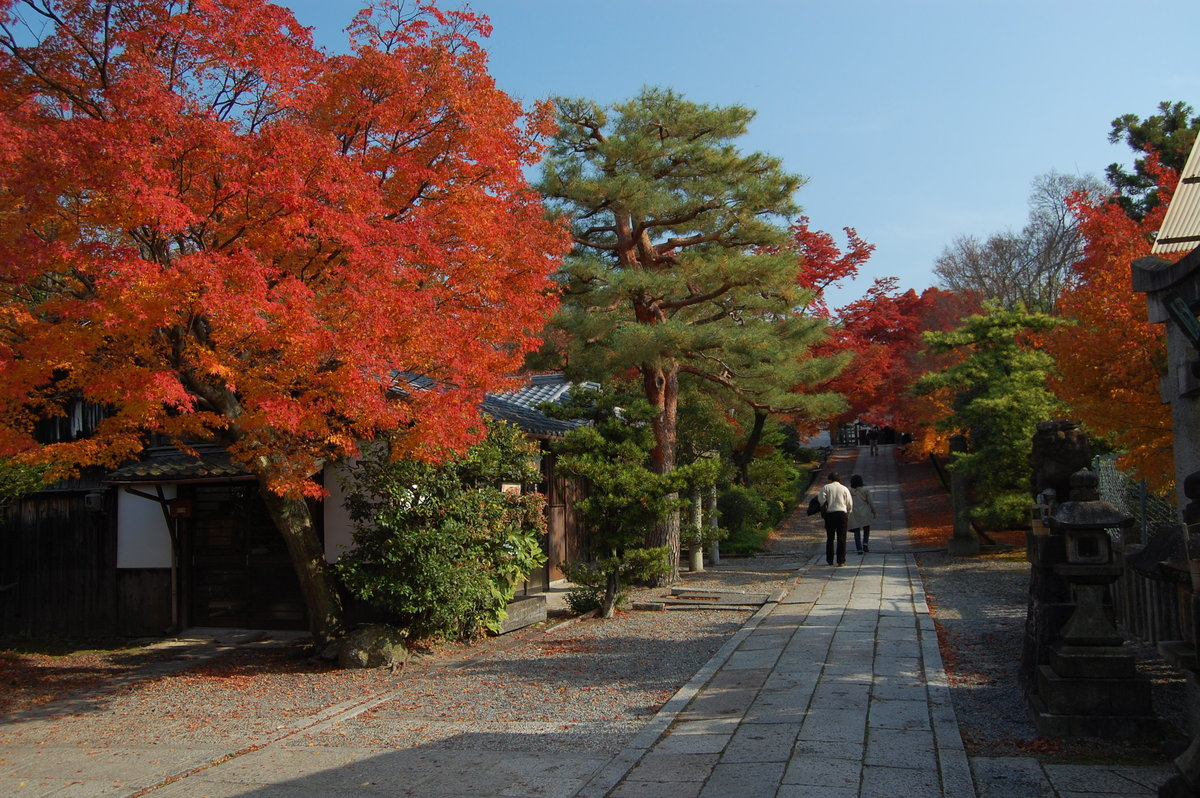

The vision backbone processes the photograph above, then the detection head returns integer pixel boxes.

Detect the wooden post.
[706,483,721,566]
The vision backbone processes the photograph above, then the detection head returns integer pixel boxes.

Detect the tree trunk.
[734,409,770,487]
[259,489,346,647]
[601,569,620,619]
[643,361,680,583]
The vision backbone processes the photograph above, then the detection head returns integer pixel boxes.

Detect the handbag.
[806,495,822,516]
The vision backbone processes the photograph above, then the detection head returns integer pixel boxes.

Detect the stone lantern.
[1050,470,1128,648]
[1030,469,1160,738]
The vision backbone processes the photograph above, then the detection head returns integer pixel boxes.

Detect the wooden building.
[0,375,589,638]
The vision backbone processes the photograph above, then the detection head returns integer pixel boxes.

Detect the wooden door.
[187,484,306,629]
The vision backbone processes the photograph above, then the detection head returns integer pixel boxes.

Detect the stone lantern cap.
[1047,470,1133,532]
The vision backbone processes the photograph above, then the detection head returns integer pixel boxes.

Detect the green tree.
[336,419,546,643]
[537,88,844,580]
[547,386,682,618]
[1107,100,1200,220]
[0,458,49,507]
[912,302,1065,528]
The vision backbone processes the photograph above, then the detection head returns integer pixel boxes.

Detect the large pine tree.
[538,88,846,580]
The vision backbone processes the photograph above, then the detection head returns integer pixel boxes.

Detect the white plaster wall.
[116,485,176,569]
[323,463,356,563]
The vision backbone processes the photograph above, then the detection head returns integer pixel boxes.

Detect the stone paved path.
[578,445,1173,798]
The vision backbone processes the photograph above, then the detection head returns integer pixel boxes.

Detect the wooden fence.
[0,490,119,639]
[1111,550,1190,647]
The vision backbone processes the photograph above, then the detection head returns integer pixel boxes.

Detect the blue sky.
[282,0,1200,308]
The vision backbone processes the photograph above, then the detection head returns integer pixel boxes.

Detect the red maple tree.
[819,277,979,451]
[780,220,981,450]
[0,0,568,643]
[788,217,875,320]
[1043,159,1175,490]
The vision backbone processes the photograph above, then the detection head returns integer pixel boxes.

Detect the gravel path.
[1,563,810,771]
[301,609,751,755]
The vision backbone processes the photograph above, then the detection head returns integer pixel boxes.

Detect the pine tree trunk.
[643,362,680,584]
[259,488,346,647]
[602,570,620,619]
[734,409,769,487]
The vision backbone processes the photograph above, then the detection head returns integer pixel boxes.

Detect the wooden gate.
[185,484,307,630]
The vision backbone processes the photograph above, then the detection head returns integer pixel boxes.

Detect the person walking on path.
[818,470,853,566]
[867,425,880,455]
[848,473,876,554]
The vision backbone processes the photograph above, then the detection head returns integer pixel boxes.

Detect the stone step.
[669,588,773,604]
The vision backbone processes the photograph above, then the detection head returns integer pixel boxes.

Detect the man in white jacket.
[818,471,853,566]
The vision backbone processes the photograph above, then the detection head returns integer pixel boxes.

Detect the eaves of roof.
[104,447,254,484]
[100,375,590,484]
[481,395,584,439]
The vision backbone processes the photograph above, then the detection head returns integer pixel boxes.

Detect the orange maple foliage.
[1044,160,1175,491]
[0,0,569,496]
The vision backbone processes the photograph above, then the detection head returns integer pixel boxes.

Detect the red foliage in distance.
[825,283,980,447]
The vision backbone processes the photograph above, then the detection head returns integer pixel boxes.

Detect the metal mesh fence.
[1093,453,1178,542]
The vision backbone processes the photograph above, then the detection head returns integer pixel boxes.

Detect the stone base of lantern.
[1158,641,1200,798]
[1030,643,1162,739]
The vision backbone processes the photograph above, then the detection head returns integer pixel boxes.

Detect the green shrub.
[746,453,802,524]
[790,446,824,464]
[560,547,670,615]
[971,491,1034,531]
[717,485,772,555]
[562,581,604,615]
[0,458,50,507]
[336,420,546,643]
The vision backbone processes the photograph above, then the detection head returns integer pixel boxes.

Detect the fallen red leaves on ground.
[897,453,1027,554]
[898,454,953,550]
[0,645,183,715]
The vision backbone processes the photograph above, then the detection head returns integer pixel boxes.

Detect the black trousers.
[824,510,848,564]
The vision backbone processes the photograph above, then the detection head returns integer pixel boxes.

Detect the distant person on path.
[867,426,880,455]
[848,474,876,554]
[819,471,853,566]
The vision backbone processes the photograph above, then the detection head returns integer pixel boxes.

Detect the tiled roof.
[102,376,590,483]
[485,374,594,438]
[491,373,598,410]
[481,395,583,438]
[104,446,253,484]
